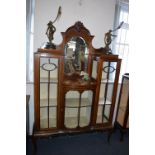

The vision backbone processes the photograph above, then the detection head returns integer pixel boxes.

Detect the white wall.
[27,0,117,135]
[33,0,116,51]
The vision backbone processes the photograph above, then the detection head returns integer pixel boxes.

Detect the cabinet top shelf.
[63,75,97,89]
[40,77,58,83]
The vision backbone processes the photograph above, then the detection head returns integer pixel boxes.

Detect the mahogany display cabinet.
[33,21,122,139]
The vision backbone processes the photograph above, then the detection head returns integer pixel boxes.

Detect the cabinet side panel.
[34,53,40,130]
[109,59,121,123]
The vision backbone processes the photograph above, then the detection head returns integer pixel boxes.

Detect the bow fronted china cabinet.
[33,21,121,138]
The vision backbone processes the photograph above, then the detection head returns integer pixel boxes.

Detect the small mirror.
[64,37,88,75]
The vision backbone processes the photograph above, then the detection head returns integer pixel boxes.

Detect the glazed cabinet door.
[64,90,93,129]
[95,58,121,126]
[34,53,61,131]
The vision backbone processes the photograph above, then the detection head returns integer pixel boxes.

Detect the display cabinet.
[115,73,129,141]
[33,21,121,139]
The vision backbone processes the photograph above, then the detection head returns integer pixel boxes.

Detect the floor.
[27,129,129,155]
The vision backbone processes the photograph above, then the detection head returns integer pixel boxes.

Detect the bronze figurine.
[45,6,62,49]
[104,21,124,53]
[46,21,56,44]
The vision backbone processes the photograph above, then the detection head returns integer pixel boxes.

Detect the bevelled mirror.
[64,37,88,76]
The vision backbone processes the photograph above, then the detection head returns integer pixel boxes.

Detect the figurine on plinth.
[44,6,62,49]
[104,21,124,54]
[45,21,56,49]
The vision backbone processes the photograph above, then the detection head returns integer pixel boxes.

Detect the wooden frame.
[115,73,129,141]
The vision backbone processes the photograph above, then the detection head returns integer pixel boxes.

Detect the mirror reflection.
[64,37,88,75]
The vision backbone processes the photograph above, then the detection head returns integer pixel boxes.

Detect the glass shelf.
[96,102,111,124]
[65,98,92,107]
[96,115,109,123]
[40,106,57,129]
[40,77,58,83]
[101,79,114,83]
[64,116,90,128]
[40,118,56,128]
[98,98,111,105]
[40,98,57,107]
